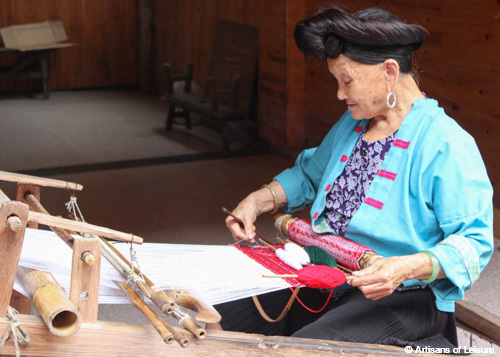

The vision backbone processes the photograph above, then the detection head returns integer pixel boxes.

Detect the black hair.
[294,6,427,74]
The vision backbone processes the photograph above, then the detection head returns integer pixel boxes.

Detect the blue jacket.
[275,99,494,312]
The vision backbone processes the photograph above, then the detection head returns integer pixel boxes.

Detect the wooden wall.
[153,0,290,147]
[0,0,137,91]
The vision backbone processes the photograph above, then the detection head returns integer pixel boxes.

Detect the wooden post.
[70,237,101,323]
[0,200,29,316]
[9,290,31,314]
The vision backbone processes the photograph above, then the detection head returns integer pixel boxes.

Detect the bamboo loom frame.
[0,170,497,356]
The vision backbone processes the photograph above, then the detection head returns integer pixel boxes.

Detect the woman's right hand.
[226,181,287,244]
[225,195,259,243]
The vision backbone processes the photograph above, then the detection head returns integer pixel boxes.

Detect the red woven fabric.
[235,245,302,287]
[288,219,375,271]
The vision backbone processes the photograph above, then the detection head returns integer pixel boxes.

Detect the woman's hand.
[225,181,287,244]
[225,196,259,243]
[349,253,443,300]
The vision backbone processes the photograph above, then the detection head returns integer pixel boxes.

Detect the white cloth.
[15,228,291,305]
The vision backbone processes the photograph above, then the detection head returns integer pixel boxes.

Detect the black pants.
[214,287,458,349]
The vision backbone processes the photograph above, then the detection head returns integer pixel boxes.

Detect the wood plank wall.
[153,0,289,147]
[0,0,137,91]
[288,0,499,206]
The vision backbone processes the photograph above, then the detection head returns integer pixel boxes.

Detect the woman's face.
[327,55,388,120]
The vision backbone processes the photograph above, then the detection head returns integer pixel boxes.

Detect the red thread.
[289,286,333,313]
[295,265,346,289]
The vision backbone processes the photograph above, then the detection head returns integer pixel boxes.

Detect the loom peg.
[6,215,23,232]
[81,250,95,266]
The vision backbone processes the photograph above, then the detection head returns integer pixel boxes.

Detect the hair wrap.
[294,6,427,73]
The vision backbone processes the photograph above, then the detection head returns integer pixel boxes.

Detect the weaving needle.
[222,207,272,246]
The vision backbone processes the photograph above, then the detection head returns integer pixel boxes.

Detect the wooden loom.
[0,171,498,357]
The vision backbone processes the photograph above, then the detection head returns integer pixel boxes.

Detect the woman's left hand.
[348,256,419,300]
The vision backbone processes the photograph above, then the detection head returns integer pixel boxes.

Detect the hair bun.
[294,6,427,73]
[323,33,343,59]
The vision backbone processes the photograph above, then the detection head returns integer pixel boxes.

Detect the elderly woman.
[214,5,494,349]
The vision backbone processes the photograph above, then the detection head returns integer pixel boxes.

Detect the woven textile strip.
[288,219,375,271]
[236,245,302,288]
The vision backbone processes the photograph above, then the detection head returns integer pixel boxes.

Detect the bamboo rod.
[262,274,297,278]
[142,284,173,314]
[257,237,277,251]
[27,211,143,244]
[118,282,175,345]
[19,267,82,337]
[177,314,207,339]
[24,193,74,247]
[158,316,190,347]
[0,170,83,191]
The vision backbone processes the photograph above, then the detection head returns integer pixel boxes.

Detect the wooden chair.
[163,21,258,152]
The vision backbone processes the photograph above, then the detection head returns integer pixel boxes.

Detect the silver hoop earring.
[386,92,396,108]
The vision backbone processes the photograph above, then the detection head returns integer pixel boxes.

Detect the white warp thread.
[15,228,292,305]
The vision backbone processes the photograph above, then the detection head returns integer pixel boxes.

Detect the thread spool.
[274,214,383,270]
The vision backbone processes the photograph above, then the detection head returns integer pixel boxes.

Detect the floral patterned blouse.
[325,128,397,235]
